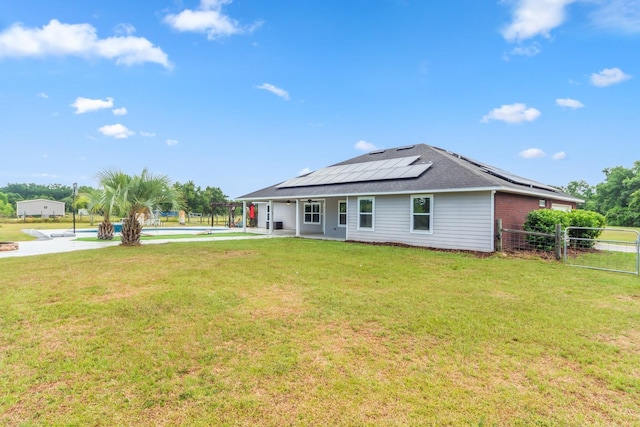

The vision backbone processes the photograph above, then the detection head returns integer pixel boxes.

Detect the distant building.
[16,199,66,218]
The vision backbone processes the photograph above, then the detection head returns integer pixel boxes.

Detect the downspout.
[268,200,273,235]
[345,196,349,241]
[491,190,496,252]
[322,200,326,236]
[295,199,300,237]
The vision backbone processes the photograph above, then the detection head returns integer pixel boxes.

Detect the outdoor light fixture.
[308,199,313,203]
[286,200,291,205]
[72,182,77,234]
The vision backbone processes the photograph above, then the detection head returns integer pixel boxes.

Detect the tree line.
[2,160,639,227]
[562,160,640,227]
[0,179,229,219]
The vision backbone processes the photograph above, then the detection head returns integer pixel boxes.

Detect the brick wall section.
[494,191,577,250]
[494,192,576,227]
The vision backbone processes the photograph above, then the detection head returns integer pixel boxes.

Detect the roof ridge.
[428,145,503,187]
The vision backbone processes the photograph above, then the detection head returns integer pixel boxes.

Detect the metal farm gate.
[564,227,640,275]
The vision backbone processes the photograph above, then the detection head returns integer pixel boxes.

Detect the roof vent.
[369,149,386,155]
[396,145,415,151]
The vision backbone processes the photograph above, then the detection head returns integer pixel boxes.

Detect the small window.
[304,203,321,224]
[338,200,347,227]
[358,197,374,230]
[411,195,433,233]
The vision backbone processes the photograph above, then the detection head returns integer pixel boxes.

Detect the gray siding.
[323,198,347,239]
[347,192,493,252]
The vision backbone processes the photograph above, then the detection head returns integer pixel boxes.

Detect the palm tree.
[95,169,129,240]
[97,168,182,246]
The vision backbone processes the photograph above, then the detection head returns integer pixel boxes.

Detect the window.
[411,195,432,233]
[358,197,374,230]
[338,200,347,227]
[304,202,321,224]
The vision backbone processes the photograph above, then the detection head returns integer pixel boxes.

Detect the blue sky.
[1,0,638,198]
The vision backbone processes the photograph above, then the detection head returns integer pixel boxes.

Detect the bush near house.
[524,209,606,250]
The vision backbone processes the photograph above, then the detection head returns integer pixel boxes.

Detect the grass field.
[74,232,255,242]
[0,221,227,242]
[1,238,639,425]
[600,226,640,242]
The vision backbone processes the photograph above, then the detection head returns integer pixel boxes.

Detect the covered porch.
[240,198,347,241]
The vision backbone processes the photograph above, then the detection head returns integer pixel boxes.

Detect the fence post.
[496,219,502,252]
[555,223,562,260]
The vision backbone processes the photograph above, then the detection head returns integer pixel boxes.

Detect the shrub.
[523,209,606,250]
[568,210,606,248]
[523,210,570,251]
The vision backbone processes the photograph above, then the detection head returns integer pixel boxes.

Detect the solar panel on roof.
[440,147,563,194]
[276,156,432,188]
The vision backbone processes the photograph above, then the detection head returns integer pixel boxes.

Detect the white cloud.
[166,139,179,146]
[98,123,134,139]
[71,97,113,114]
[590,67,631,86]
[552,151,567,160]
[112,107,127,116]
[556,98,585,108]
[164,0,262,40]
[140,131,156,137]
[481,103,541,124]
[298,167,312,176]
[0,19,171,68]
[256,83,290,100]
[590,0,640,33]
[37,92,48,99]
[114,23,136,36]
[355,140,378,152]
[507,43,541,58]
[502,0,576,42]
[519,148,546,159]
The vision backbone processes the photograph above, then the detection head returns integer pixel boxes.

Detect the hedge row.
[523,209,606,250]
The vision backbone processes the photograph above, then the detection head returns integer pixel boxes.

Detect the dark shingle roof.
[238,144,582,203]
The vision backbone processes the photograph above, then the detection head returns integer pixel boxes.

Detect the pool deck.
[0,227,281,259]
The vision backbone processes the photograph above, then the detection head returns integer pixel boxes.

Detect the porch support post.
[295,199,300,237]
[242,201,247,232]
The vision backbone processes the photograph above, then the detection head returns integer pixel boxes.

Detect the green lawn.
[0,221,98,242]
[0,222,233,242]
[74,232,256,242]
[1,239,639,425]
[600,226,640,242]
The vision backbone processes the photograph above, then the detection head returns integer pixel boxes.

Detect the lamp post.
[72,182,77,234]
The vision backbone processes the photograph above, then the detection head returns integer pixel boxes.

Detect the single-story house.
[16,199,66,218]
[237,144,583,252]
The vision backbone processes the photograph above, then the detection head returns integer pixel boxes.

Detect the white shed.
[16,199,66,218]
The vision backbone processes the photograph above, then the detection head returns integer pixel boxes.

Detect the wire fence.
[495,220,562,259]
[564,227,639,275]
[496,221,640,275]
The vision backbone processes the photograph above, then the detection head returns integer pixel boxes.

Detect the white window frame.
[357,197,375,231]
[410,194,433,234]
[303,202,322,225]
[338,200,347,227]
